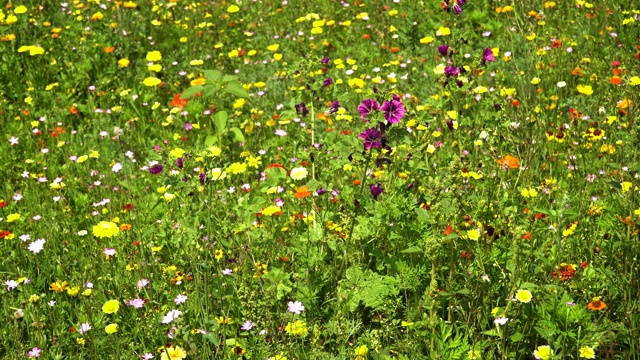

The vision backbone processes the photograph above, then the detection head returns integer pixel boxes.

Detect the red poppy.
[444,224,453,236]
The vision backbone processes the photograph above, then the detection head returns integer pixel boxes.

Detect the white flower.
[28,238,46,254]
[494,316,508,325]
[4,280,19,291]
[557,81,566,88]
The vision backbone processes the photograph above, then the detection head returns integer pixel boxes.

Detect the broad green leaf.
[213,111,228,133]
[229,127,245,143]
[224,80,249,97]
[204,135,216,147]
[203,70,222,84]
[221,74,237,83]
[180,85,204,99]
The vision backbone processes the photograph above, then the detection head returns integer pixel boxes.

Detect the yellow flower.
[143,77,162,87]
[436,27,451,36]
[105,323,118,334]
[146,51,162,62]
[7,213,21,223]
[468,350,480,359]
[261,206,281,216]
[161,346,187,360]
[621,181,632,192]
[169,148,185,158]
[267,44,279,52]
[467,229,480,241]
[93,221,120,238]
[49,281,68,292]
[66,286,80,296]
[227,162,247,175]
[515,289,532,303]
[534,345,553,360]
[520,187,538,198]
[629,76,640,86]
[102,300,120,314]
[14,5,28,14]
[227,5,240,13]
[211,168,227,181]
[355,345,369,356]
[579,346,595,359]
[577,84,593,95]
[285,320,308,336]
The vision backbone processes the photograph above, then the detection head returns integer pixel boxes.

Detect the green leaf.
[415,208,431,222]
[213,111,228,133]
[510,332,523,342]
[203,332,219,345]
[204,135,216,147]
[203,70,222,84]
[221,74,237,83]
[401,246,423,254]
[224,80,249,97]
[180,85,204,99]
[229,127,245,143]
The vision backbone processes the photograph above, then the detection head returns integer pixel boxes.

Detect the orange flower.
[390,47,400,53]
[610,76,622,85]
[120,224,132,231]
[69,106,79,115]
[170,93,189,110]
[497,155,519,169]
[552,263,576,281]
[103,46,115,53]
[294,185,312,199]
[587,297,607,311]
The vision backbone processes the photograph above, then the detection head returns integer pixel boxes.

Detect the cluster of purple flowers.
[357,94,406,151]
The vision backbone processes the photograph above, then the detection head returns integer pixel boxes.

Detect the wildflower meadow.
[2,0,640,359]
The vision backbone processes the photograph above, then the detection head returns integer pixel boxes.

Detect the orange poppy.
[170,93,189,110]
[587,297,607,311]
[69,106,79,115]
[610,76,622,85]
[103,46,115,53]
[497,155,519,169]
[294,185,312,199]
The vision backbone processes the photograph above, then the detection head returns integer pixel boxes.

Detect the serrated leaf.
[180,85,204,99]
[224,80,249,97]
[229,127,245,143]
[415,208,431,222]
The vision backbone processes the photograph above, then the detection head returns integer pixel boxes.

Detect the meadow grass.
[1,0,640,359]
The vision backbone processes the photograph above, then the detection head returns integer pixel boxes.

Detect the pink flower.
[127,298,146,308]
[174,294,188,305]
[287,301,305,315]
[28,348,41,358]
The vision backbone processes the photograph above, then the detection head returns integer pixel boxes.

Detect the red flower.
[444,224,453,236]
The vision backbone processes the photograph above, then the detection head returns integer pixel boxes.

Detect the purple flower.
[444,66,460,77]
[453,3,462,14]
[438,44,449,57]
[295,102,309,117]
[329,99,340,114]
[320,56,330,64]
[323,77,333,87]
[358,127,383,151]
[149,164,163,175]
[482,48,495,65]
[316,187,327,195]
[183,122,193,131]
[380,99,406,124]
[357,99,379,120]
[199,173,207,184]
[28,347,41,358]
[176,158,184,168]
[369,184,384,199]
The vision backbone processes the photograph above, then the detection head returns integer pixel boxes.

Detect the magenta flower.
[28,347,41,358]
[357,99,379,119]
[127,298,146,308]
[482,48,495,65]
[359,127,383,151]
[380,99,405,124]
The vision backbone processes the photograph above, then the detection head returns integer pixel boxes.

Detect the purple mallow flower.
[329,99,340,114]
[323,77,333,87]
[295,102,309,117]
[381,99,406,124]
[438,44,449,57]
[359,127,383,151]
[482,47,495,65]
[357,99,379,120]
[149,164,163,175]
[369,184,384,199]
[444,66,460,77]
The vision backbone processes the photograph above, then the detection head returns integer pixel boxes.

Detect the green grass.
[1,0,640,359]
